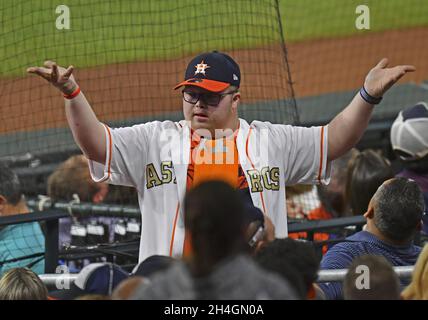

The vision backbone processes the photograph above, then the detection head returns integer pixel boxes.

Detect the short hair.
[47,155,99,202]
[0,162,22,205]
[0,268,48,300]
[184,181,245,259]
[372,177,425,242]
[346,150,394,216]
[254,238,319,298]
[343,255,400,300]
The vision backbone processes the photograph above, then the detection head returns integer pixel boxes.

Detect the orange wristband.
[63,87,81,99]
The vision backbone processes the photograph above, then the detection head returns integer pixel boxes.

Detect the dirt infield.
[1,27,427,134]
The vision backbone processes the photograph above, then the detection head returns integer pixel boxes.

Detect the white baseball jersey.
[88,118,330,262]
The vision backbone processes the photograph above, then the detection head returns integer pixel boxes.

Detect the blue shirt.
[0,222,45,276]
[318,231,421,300]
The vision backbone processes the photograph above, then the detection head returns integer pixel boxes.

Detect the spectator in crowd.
[132,181,297,300]
[285,185,320,219]
[289,150,357,248]
[0,267,48,300]
[47,154,113,250]
[312,149,358,220]
[390,101,428,234]
[402,244,428,300]
[255,238,320,299]
[343,255,401,300]
[111,277,148,300]
[48,155,109,204]
[318,177,424,300]
[0,163,45,276]
[132,255,175,278]
[112,255,176,299]
[49,262,128,300]
[346,149,394,216]
[242,200,276,255]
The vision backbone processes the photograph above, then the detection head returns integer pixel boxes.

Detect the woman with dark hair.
[346,149,394,216]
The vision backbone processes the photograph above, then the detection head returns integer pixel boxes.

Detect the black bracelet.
[359,86,382,105]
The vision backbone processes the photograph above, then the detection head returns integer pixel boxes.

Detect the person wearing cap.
[49,262,128,299]
[27,53,415,262]
[390,102,428,234]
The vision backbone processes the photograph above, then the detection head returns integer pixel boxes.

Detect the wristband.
[359,86,382,105]
[63,86,81,100]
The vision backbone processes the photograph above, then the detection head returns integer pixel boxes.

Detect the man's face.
[182,86,240,136]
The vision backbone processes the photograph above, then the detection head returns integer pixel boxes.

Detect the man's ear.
[363,199,375,219]
[231,93,240,112]
[363,205,374,219]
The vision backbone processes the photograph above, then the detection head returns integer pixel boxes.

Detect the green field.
[1,0,428,77]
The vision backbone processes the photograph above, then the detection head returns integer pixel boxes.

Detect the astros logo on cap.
[194,60,210,75]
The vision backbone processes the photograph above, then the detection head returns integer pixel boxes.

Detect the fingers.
[401,65,416,72]
[63,65,74,78]
[51,63,59,82]
[375,58,389,69]
[44,60,56,68]
[26,66,52,81]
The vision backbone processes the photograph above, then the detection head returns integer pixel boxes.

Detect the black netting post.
[44,218,59,273]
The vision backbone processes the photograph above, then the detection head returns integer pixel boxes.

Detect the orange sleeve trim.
[245,127,267,214]
[317,126,325,184]
[169,202,180,257]
[103,124,113,181]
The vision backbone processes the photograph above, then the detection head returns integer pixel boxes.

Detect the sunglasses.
[182,90,238,107]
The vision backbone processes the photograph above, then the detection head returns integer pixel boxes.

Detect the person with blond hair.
[0,267,48,300]
[402,244,428,300]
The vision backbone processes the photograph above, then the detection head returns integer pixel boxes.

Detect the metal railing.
[39,265,414,286]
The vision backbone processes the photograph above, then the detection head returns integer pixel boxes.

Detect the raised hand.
[364,58,416,98]
[27,61,77,95]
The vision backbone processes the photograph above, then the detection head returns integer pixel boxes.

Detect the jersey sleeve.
[88,123,152,189]
[271,124,331,185]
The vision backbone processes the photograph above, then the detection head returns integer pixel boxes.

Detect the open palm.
[364,58,415,98]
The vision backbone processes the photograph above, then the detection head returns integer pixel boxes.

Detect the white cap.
[390,102,428,161]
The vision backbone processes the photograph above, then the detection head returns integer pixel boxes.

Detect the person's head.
[0,267,48,300]
[174,51,241,137]
[402,244,428,300]
[364,177,425,244]
[111,276,148,300]
[0,163,27,216]
[132,255,175,278]
[343,255,400,300]
[49,263,129,300]
[317,149,358,217]
[391,101,428,174]
[47,155,108,203]
[241,195,275,254]
[255,238,320,299]
[346,150,394,216]
[184,180,246,270]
